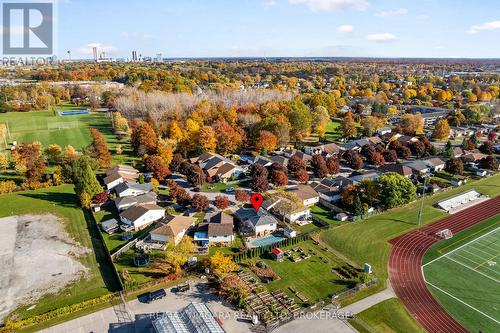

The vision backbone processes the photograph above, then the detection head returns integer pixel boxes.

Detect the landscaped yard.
[0,185,119,319]
[200,182,241,193]
[242,240,362,304]
[310,204,342,227]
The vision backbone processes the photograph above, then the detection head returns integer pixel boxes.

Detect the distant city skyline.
[55,0,500,59]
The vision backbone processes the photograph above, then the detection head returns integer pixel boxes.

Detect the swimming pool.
[251,234,286,248]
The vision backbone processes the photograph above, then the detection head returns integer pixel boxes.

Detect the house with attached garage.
[115,192,158,211]
[115,182,153,198]
[288,185,320,207]
[190,152,244,182]
[234,208,278,236]
[104,165,139,190]
[149,215,196,246]
[119,204,165,231]
[424,157,446,172]
[193,212,234,246]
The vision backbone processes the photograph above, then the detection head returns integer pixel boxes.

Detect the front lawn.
[200,182,240,193]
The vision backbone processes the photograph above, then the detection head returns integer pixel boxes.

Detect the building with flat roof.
[152,302,225,333]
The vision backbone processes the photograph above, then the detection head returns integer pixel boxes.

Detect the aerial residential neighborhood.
[0,1,499,333]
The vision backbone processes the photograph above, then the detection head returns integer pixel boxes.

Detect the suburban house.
[115,192,158,211]
[461,152,488,163]
[288,185,320,206]
[377,127,392,135]
[234,208,278,236]
[348,171,380,185]
[104,165,139,189]
[310,182,342,202]
[252,156,273,167]
[150,215,196,246]
[292,151,313,164]
[263,196,312,224]
[269,155,289,167]
[193,212,234,246]
[405,160,430,176]
[451,147,466,158]
[191,152,244,182]
[304,142,341,156]
[115,182,153,198]
[342,136,382,151]
[379,164,413,178]
[119,204,165,231]
[424,157,447,172]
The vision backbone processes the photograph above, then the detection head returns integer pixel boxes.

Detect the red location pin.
[250,193,264,212]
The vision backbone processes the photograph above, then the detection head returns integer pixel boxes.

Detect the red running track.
[388,195,500,333]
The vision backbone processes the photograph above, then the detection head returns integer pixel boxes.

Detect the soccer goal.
[47,120,79,131]
[436,229,453,239]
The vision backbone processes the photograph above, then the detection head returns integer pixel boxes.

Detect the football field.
[423,215,500,333]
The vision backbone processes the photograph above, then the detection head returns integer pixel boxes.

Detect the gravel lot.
[0,214,90,323]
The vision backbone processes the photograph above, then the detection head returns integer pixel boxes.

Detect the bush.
[0,180,17,194]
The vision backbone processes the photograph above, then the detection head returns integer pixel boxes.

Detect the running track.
[388,195,500,333]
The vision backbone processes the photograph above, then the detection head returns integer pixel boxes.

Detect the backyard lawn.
[0,185,119,319]
[243,240,362,304]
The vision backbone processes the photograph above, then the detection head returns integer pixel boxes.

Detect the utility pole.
[418,175,430,227]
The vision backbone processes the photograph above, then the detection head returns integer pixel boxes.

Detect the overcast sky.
[54,0,500,59]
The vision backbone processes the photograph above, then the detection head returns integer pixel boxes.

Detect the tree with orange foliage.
[341,112,357,139]
[144,155,171,180]
[213,119,243,155]
[131,120,158,155]
[199,126,217,152]
[235,189,249,203]
[295,169,309,183]
[214,195,231,210]
[432,119,451,140]
[13,142,46,181]
[87,128,112,168]
[341,184,357,206]
[255,130,278,153]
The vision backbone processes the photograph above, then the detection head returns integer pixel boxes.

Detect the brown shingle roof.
[208,223,233,237]
[120,204,164,222]
[289,185,319,201]
[155,215,196,237]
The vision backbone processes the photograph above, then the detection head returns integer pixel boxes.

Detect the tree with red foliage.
[235,189,249,203]
[191,194,209,212]
[131,120,158,155]
[343,150,364,170]
[311,154,328,178]
[341,184,357,207]
[397,146,411,159]
[12,143,46,181]
[187,164,205,186]
[144,155,171,180]
[383,149,398,163]
[295,169,309,183]
[250,164,268,192]
[167,179,181,198]
[481,155,499,170]
[479,141,494,155]
[410,140,426,157]
[326,156,340,175]
[369,151,385,166]
[487,131,497,142]
[288,154,306,175]
[176,188,192,206]
[92,192,109,205]
[419,136,433,152]
[389,139,402,150]
[87,128,112,168]
[169,153,185,172]
[272,170,288,186]
[214,195,231,210]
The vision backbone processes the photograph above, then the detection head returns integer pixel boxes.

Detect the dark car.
[146,289,166,303]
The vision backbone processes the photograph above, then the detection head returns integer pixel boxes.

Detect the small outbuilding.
[271,247,284,262]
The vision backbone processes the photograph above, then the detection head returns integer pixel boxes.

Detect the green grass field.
[0,185,120,319]
[319,174,500,331]
[243,240,360,304]
[0,106,138,165]
[349,298,426,333]
[422,215,500,333]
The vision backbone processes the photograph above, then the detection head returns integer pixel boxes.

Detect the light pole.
[418,173,432,228]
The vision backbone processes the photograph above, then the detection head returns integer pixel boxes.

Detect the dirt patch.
[0,214,90,323]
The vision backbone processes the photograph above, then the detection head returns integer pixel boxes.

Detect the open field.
[242,240,361,304]
[0,106,138,165]
[423,215,500,333]
[0,214,90,323]
[349,298,425,333]
[0,185,119,320]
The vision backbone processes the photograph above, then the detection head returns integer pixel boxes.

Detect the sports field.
[423,215,500,333]
[0,108,111,149]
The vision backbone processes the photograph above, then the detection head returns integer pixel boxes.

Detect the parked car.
[146,289,166,303]
[225,187,235,194]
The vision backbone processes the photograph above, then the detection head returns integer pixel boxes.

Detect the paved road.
[40,280,395,333]
[275,281,396,333]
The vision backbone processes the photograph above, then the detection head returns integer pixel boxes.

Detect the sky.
[52,0,500,59]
